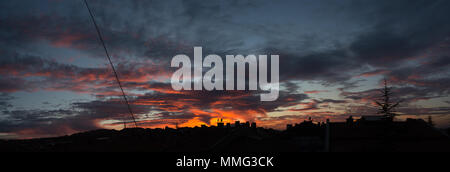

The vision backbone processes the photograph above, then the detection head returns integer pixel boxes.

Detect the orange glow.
[179,117,208,128]
[210,118,234,126]
[304,90,328,94]
[356,70,389,78]
[51,32,89,48]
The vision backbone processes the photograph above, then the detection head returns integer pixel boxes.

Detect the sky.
[1,0,450,139]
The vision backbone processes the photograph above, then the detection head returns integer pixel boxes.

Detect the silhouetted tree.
[375,79,401,120]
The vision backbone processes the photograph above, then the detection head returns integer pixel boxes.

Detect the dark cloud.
[319,99,348,104]
[0,109,98,138]
[0,93,13,111]
[349,0,450,67]
[0,76,29,93]
[275,49,358,84]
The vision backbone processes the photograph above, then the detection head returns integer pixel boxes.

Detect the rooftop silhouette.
[1,116,449,152]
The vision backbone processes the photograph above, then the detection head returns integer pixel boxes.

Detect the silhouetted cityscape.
[1,115,448,152]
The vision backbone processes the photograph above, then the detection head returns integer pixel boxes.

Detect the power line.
[83,0,138,128]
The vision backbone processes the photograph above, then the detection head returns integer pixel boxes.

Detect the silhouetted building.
[235,121,241,128]
[329,116,450,152]
[251,122,257,129]
[287,124,293,130]
[244,121,250,128]
[428,116,434,126]
[360,115,385,121]
[346,116,354,127]
[217,119,224,128]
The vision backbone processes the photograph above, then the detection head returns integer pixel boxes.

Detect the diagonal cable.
[83,0,138,128]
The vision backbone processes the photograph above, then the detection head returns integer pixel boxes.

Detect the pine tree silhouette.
[375,79,401,120]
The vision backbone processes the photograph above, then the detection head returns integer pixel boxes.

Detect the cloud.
[0,109,99,138]
[0,77,29,93]
[0,93,13,111]
[349,0,450,66]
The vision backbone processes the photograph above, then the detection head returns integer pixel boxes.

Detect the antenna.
[83,0,138,128]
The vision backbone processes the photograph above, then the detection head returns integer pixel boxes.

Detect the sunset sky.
[1,0,450,139]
